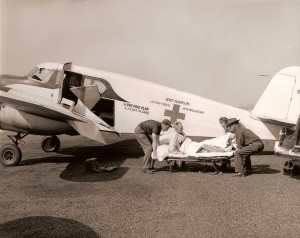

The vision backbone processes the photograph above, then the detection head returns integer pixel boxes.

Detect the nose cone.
[0,74,4,87]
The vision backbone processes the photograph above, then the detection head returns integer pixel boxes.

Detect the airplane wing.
[0,88,117,144]
[0,88,86,122]
[67,120,106,144]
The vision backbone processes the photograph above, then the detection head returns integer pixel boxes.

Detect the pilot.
[227,118,264,177]
[134,119,172,174]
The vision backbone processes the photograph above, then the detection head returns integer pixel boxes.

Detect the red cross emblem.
[164,104,186,124]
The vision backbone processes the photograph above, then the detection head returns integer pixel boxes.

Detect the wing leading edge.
[0,88,117,144]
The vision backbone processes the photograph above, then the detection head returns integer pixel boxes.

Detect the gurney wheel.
[174,160,185,170]
[219,163,227,172]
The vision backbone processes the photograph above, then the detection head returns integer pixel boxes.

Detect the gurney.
[164,151,234,174]
[154,134,235,173]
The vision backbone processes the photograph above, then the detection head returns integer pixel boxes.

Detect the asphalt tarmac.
[1,132,300,238]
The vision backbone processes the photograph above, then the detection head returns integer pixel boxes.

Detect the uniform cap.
[227,118,240,128]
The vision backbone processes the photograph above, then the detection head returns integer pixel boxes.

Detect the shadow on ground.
[19,139,142,182]
[0,216,99,238]
[252,164,281,174]
[258,151,275,155]
[158,162,281,175]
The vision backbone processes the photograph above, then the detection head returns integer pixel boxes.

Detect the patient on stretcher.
[165,121,186,152]
[155,121,235,161]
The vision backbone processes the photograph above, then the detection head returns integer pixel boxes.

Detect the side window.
[29,68,57,84]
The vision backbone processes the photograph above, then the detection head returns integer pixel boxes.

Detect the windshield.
[26,67,57,84]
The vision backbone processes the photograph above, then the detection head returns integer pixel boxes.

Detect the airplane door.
[56,62,73,103]
[71,99,116,133]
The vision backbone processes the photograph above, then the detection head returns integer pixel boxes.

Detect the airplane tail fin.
[251,66,300,126]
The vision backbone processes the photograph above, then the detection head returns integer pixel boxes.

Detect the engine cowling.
[0,105,74,135]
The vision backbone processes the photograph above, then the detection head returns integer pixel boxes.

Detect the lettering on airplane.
[164,98,204,116]
[149,100,171,107]
[182,107,204,114]
[150,97,204,123]
[123,103,149,115]
[166,98,190,106]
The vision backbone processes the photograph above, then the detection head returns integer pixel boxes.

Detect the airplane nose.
[0,74,6,87]
[0,74,3,86]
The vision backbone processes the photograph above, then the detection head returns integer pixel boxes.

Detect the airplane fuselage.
[0,63,281,142]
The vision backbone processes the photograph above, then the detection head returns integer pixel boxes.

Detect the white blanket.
[167,151,233,159]
[154,133,234,161]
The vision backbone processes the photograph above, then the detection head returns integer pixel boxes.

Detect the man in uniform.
[227,118,264,177]
[134,119,172,174]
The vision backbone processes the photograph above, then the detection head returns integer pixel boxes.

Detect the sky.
[1,0,300,108]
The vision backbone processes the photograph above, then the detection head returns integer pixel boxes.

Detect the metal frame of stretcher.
[165,154,233,174]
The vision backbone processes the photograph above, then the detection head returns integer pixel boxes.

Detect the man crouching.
[227,118,264,177]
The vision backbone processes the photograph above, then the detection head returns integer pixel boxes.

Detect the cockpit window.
[26,67,57,84]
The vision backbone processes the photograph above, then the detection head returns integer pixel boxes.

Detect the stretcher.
[165,151,234,174]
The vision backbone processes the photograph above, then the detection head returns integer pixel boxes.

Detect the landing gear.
[41,135,61,152]
[0,144,22,166]
[0,133,27,166]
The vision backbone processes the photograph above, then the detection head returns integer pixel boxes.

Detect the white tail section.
[252,66,300,125]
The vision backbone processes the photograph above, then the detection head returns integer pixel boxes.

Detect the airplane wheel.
[41,135,60,152]
[0,144,22,166]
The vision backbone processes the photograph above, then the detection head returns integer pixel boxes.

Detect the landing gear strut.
[0,133,27,166]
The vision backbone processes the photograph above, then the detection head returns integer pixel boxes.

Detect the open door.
[61,71,83,103]
[56,62,73,104]
[67,98,118,144]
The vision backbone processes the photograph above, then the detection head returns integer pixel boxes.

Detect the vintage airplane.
[0,62,295,166]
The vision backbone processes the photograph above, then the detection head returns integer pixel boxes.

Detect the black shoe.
[150,167,160,172]
[246,169,253,175]
[143,169,154,174]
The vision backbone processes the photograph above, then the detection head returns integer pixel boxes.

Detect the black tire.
[0,144,22,166]
[41,135,60,152]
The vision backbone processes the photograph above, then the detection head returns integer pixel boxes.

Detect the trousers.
[134,125,154,169]
[234,141,264,173]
